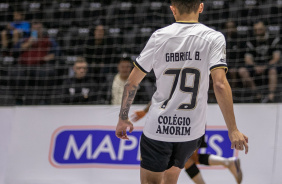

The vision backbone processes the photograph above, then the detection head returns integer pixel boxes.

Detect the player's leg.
[162,166,181,184]
[140,133,173,184]
[140,133,202,184]
[238,66,256,90]
[163,136,203,184]
[199,154,242,183]
[264,67,277,102]
[184,158,205,184]
[238,65,261,101]
[140,167,164,184]
[140,165,181,184]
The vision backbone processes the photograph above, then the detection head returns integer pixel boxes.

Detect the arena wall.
[0,104,281,184]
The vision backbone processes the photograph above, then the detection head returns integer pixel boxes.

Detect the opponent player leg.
[184,158,205,184]
[199,154,242,183]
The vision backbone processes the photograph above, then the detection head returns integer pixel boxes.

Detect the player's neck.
[175,13,199,23]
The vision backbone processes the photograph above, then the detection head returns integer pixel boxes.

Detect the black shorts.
[199,135,207,148]
[140,133,203,172]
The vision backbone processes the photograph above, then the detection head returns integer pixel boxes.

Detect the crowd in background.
[0,0,281,105]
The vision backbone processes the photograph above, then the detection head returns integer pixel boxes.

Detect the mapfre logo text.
[49,126,142,169]
[49,126,236,169]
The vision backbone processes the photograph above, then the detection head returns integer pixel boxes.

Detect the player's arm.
[211,68,249,154]
[116,67,146,140]
[269,50,281,65]
[21,38,33,50]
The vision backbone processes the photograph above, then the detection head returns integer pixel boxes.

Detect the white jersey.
[134,22,227,142]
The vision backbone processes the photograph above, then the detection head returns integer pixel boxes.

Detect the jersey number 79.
[161,68,200,110]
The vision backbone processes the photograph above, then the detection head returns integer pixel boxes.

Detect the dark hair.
[171,0,201,14]
[253,20,267,26]
[74,57,87,64]
[119,57,132,64]
[13,7,24,13]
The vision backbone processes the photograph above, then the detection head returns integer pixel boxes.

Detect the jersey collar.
[176,21,199,24]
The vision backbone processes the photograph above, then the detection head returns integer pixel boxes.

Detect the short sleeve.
[209,33,228,73]
[134,33,155,74]
[270,37,281,53]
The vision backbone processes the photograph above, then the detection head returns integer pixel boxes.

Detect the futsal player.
[116,1,248,184]
[131,105,243,184]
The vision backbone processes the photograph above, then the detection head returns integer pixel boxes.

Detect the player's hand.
[229,129,249,154]
[116,118,134,140]
[131,110,146,122]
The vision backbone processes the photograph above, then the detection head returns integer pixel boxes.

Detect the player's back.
[135,22,227,142]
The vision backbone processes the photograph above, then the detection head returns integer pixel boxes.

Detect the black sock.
[198,154,210,165]
[185,163,200,179]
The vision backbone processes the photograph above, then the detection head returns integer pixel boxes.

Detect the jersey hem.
[133,61,148,74]
[143,131,205,143]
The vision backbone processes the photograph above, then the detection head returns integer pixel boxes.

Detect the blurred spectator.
[16,21,59,65]
[208,21,242,103]
[238,21,281,102]
[9,21,60,102]
[223,20,244,88]
[1,9,30,55]
[111,57,132,105]
[84,24,114,80]
[107,57,150,105]
[62,57,99,104]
